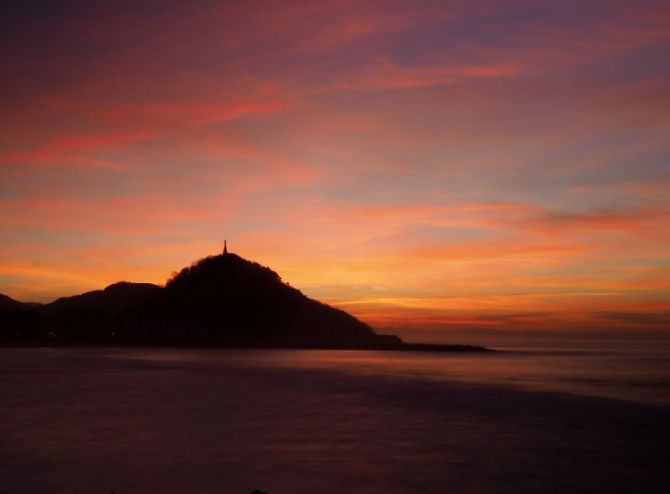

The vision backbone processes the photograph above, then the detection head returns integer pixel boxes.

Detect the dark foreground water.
[1,343,669,494]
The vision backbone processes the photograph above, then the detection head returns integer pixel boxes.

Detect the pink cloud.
[0,132,155,167]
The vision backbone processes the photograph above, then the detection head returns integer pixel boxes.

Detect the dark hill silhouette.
[45,282,161,314]
[0,293,30,312]
[150,253,388,347]
[0,250,489,351]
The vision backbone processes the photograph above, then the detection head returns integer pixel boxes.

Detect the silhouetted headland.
[0,248,490,352]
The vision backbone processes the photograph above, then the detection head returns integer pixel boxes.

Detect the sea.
[1,340,669,494]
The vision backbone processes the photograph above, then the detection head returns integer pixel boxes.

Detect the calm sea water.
[1,342,669,493]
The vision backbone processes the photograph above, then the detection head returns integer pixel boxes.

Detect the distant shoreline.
[0,342,493,352]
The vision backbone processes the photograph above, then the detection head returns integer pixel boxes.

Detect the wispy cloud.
[1,0,669,333]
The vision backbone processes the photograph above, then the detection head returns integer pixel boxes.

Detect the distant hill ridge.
[0,293,30,312]
[45,282,161,314]
[0,250,489,352]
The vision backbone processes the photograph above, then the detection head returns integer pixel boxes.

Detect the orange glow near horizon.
[1,0,670,339]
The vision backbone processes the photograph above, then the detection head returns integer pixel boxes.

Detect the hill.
[146,252,391,347]
[45,282,161,314]
[0,250,489,351]
[0,293,30,312]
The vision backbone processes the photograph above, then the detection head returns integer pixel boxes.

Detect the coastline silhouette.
[0,247,489,352]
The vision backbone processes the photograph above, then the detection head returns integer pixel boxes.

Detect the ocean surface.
[1,341,669,493]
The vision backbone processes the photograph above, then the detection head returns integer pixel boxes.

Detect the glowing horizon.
[1,0,669,337]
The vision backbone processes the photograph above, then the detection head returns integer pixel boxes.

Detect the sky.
[1,0,669,340]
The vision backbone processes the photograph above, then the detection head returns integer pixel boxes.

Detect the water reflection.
[1,345,668,494]
[110,341,670,404]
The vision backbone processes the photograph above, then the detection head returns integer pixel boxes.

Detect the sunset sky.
[1,0,669,339]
